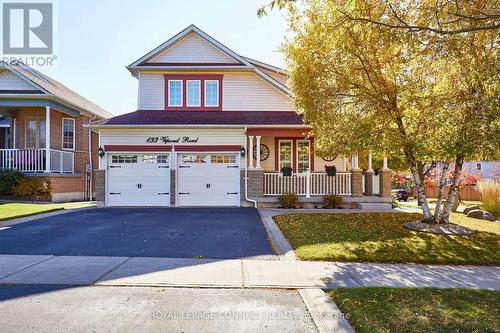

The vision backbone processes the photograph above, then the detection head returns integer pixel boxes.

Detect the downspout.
[88,116,98,201]
[244,126,257,208]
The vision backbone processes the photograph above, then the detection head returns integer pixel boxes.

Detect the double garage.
[106,152,241,207]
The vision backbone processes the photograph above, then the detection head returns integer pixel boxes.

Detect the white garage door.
[177,153,240,207]
[107,154,170,207]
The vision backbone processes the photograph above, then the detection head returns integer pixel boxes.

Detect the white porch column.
[255,135,261,169]
[382,156,389,170]
[12,118,16,149]
[248,135,254,169]
[367,151,374,172]
[45,106,50,173]
[352,153,360,170]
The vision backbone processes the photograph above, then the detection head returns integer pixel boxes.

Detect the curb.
[299,289,355,333]
[257,209,297,260]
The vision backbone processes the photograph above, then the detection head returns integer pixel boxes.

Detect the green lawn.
[0,202,95,221]
[329,287,500,333]
[273,212,500,265]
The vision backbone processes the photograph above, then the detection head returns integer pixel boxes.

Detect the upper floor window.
[165,74,223,111]
[205,80,219,107]
[62,118,75,150]
[186,80,201,107]
[168,80,182,106]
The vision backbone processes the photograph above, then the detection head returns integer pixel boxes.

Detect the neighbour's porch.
[0,105,76,174]
[246,129,391,201]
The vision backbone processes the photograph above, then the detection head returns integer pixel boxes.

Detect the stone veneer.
[95,169,105,207]
[247,169,264,198]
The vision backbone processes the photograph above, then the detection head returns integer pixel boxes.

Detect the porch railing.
[0,149,74,173]
[263,172,352,196]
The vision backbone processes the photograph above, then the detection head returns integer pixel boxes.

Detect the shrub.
[323,194,344,208]
[13,178,51,198]
[279,192,299,208]
[0,169,25,194]
[476,180,500,218]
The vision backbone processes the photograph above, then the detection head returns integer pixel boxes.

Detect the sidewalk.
[0,254,498,290]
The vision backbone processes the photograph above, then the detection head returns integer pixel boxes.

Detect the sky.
[41,0,289,115]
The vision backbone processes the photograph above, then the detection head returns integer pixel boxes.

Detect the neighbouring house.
[88,25,392,208]
[463,161,500,181]
[0,60,113,202]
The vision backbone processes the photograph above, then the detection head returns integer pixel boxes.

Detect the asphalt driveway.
[0,208,276,259]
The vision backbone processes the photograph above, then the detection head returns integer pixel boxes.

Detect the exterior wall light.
[240,146,246,157]
[98,146,105,158]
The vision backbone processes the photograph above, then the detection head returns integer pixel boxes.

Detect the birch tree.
[260,0,499,223]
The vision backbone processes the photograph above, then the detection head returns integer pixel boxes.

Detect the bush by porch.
[273,212,500,265]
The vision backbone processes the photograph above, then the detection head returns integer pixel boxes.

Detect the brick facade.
[378,169,392,198]
[364,170,374,196]
[12,107,100,201]
[95,169,105,207]
[351,169,363,197]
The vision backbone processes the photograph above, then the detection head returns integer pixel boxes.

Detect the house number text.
[146,136,199,144]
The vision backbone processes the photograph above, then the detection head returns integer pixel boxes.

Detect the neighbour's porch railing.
[263,172,352,196]
[0,149,74,173]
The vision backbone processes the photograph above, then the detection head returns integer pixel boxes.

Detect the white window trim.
[296,139,311,173]
[204,80,219,107]
[62,117,75,151]
[168,80,183,107]
[25,117,45,149]
[278,139,293,171]
[186,80,201,107]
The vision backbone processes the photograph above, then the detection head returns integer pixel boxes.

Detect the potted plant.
[325,165,337,176]
[281,166,293,177]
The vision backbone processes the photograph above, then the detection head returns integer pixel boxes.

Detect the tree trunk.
[434,162,449,221]
[452,190,461,212]
[439,155,464,224]
[411,162,432,220]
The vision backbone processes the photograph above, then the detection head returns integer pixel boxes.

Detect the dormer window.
[165,74,223,111]
[186,80,201,107]
[168,80,183,107]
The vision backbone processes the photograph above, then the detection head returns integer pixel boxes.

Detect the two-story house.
[90,25,392,207]
[0,60,113,202]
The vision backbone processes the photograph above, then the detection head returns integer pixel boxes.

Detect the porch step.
[357,203,393,210]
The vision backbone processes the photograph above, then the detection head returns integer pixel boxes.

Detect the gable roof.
[0,61,113,119]
[127,25,290,95]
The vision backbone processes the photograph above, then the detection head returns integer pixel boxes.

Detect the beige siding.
[250,137,346,172]
[223,72,294,111]
[138,74,164,110]
[137,72,295,112]
[260,68,289,87]
[313,153,347,172]
[0,70,39,91]
[149,33,239,64]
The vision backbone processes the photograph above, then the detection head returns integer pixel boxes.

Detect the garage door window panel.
[111,155,138,164]
[142,155,169,164]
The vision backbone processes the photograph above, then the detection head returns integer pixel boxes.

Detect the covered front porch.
[0,102,76,174]
[245,128,391,203]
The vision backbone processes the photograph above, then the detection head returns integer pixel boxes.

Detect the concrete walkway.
[0,254,498,290]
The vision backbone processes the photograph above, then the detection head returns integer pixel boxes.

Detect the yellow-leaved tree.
[259,0,499,223]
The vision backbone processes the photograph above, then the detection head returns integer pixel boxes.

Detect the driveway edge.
[0,206,97,227]
[299,289,355,333]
